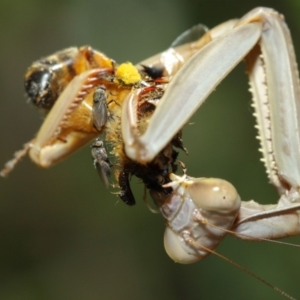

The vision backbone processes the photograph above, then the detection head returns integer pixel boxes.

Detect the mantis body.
[1,7,300,297]
[120,7,300,264]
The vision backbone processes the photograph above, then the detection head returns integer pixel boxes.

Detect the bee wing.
[170,23,208,47]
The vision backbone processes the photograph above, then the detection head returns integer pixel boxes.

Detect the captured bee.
[91,139,112,188]
[2,46,185,206]
[24,46,114,110]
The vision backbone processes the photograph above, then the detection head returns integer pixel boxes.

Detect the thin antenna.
[188,218,298,299]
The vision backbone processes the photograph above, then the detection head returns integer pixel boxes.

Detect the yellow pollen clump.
[115,62,141,84]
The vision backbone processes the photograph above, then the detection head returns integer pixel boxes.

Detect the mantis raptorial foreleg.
[121,7,300,262]
[1,5,299,270]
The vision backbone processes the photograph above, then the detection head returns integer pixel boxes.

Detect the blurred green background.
[1,0,300,299]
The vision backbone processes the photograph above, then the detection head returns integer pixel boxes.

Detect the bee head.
[24,67,58,110]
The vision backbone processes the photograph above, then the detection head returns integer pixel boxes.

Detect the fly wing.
[91,139,111,188]
[92,86,108,131]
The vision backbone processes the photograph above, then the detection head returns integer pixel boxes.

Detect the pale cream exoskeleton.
[122,7,300,264]
[150,174,241,264]
[1,8,300,294]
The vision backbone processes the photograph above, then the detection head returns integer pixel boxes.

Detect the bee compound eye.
[24,69,56,109]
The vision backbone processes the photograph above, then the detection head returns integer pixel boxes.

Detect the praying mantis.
[0,5,298,298]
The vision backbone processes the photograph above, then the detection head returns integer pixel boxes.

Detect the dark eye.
[24,69,56,110]
[141,64,164,79]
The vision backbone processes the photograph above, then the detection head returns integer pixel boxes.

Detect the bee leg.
[118,170,136,206]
